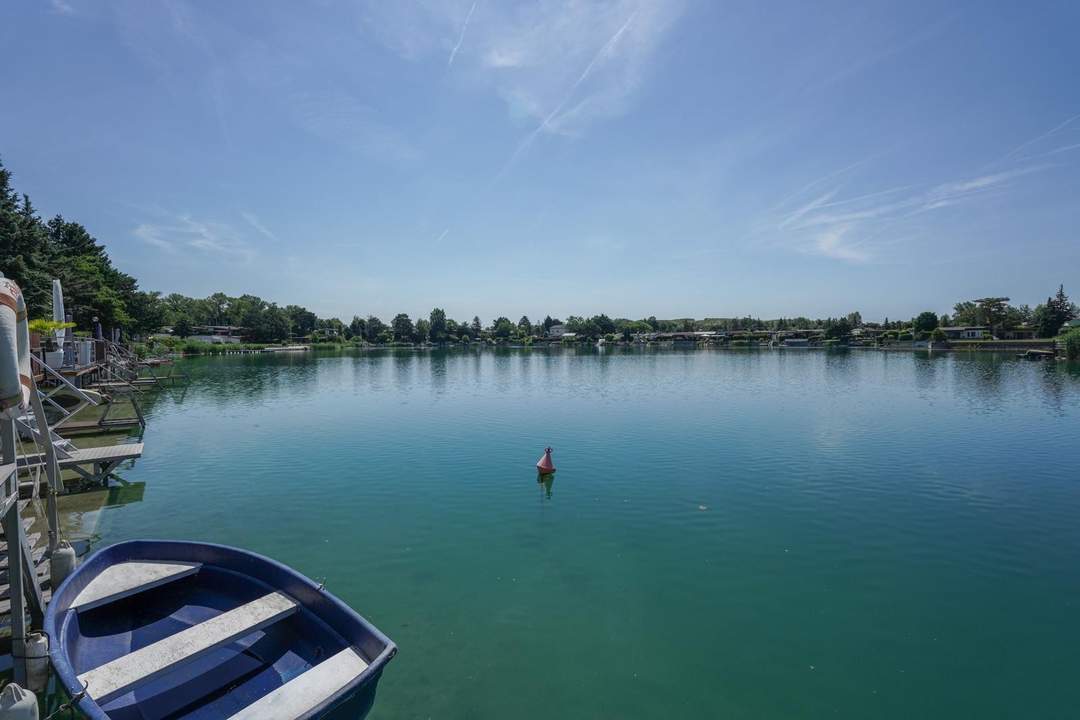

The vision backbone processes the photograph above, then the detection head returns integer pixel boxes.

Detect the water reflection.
[51,480,147,544]
[537,472,554,500]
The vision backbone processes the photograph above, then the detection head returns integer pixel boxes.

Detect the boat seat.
[78,591,298,704]
[72,561,202,612]
[227,647,370,720]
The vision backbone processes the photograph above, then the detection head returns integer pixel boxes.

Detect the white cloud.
[812,226,869,263]
[133,223,173,251]
[50,0,75,15]
[241,212,279,243]
[132,214,254,260]
[771,163,1050,264]
[289,89,421,168]
[994,112,1080,165]
[362,0,683,136]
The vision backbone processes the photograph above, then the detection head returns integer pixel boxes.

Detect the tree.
[365,315,386,342]
[846,311,862,327]
[825,318,852,339]
[391,313,414,342]
[173,315,193,338]
[972,297,1010,335]
[471,316,482,337]
[492,317,514,339]
[913,311,939,333]
[951,302,978,326]
[258,304,290,342]
[517,315,532,336]
[286,305,317,337]
[592,314,616,335]
[429,307,447,343]
[127,290,167,337]
[1034,285,1075,337]
[349,315,366,340]
[414,318,431,344]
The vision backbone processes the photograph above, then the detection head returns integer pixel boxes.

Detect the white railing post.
[1,416,27,685]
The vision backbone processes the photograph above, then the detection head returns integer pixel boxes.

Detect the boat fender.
[0,274,32,420]
[50,541,77,588]
[0,683,37,719]
[22,632,49,694]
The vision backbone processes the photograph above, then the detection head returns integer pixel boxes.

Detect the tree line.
[2,158,1075,345]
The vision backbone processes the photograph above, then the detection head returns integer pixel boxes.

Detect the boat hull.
[45,540,396,720]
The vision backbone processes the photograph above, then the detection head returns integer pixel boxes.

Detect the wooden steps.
[0,533,43,554]
[78,592,299,704]
[0,553,48,601]
[0,516,36,539]
[227,647,370,720]
[0,543,46,570]
[72,561,200,611]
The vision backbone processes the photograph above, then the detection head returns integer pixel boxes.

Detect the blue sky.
[2,0,1078,322]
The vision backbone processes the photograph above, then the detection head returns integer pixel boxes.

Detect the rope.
[14,418,41,502]
[43,679,88,720]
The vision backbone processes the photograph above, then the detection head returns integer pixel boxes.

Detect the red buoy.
[536,447,556,474]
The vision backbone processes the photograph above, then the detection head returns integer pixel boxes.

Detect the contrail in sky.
[448,2,478,67]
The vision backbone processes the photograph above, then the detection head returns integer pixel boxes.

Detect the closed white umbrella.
[52,279,66,345]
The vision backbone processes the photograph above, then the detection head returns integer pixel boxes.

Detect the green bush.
[1065,329,1080,361]
[28,318,76,334]
[930,327,946,342]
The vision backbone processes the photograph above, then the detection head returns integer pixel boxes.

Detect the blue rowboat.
[44,540,396,719]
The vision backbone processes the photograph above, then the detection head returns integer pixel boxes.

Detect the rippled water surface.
[81,348,1080,718]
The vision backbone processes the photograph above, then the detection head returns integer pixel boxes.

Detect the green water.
[80,348,1080,718]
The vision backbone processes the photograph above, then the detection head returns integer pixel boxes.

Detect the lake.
[69,347,1080,719]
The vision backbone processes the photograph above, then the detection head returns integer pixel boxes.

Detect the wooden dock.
[17,443,144,491]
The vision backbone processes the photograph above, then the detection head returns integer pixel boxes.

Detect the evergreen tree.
[429,307,447,343]
[391,313,414,342]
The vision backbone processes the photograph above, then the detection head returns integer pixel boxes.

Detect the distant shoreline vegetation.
[2,157,1078,360]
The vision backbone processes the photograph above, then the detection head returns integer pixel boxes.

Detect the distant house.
[941,326,986,340]
[547,324,569,338]
[1000,325,1037,340]
[1062,319,1080,334]
[188,325,248,344]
